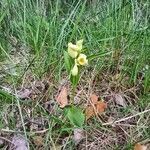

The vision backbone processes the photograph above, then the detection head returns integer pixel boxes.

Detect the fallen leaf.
[56,86,68,108]
[10,134,29,150]
[33,136,43,147]
[85,101,107,120]
[96,101,107,113]
[90,94,98,104]
[114,94,126,107]
[85,106,95,120]
[17,89,31,99]
[85,93,107,120]
[134,143,147,150]
[73,128,84,145]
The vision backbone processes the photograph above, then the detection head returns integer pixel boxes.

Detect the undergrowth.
[0,0,150,149]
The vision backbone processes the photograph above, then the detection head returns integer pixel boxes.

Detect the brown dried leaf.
[85,105,95,120]
[96,101,107,113]
[90,94,98,104]
[114,94,126,107]
[134,143,147,150]
[56,86,68,108]
[85,101,107,120]
[17,89,31,99]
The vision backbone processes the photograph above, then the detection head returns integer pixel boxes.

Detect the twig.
[1,128,49,134]
[102,109,150,126]
[33,129,49,134]
[1,128,23,133]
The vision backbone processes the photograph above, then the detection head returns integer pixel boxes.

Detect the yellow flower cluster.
[67,39,88,76]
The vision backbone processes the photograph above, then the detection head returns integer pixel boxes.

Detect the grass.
[0,0,150,149]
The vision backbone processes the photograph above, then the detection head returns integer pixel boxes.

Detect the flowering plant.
[63,39,88,127]
[64,39,88,88]
[63,39,111,127]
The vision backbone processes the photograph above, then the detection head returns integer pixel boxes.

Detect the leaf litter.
[114,93,126,107]
[55,86,68,108]
[134,143,147,150]
[1,49,149,150]
[85,94,107,120]
[17,88,32,99]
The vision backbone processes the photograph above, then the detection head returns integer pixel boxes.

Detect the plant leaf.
[96,101,107,113]
[0,89,15,103]
[85,106,95,120]
[85,101,107,120]
[67,106,85,127]
[114,94,126,107]
[70,74,80,89]
[88,51,112,61]
[55,86,68,108]
[17,89,32,99]
[64,51,72,73]
[134,143,147,150]
[90,94,98,104]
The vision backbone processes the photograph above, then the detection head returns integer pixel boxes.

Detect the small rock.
[10,134,29,150]
[73,128,84,145]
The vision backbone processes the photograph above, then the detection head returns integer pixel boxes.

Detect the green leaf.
[0,89,15,103]
[51,115,64,125]
[66,106,85,127]
[60,127,73,132]
[0,89,33,105]
[0,120,3,129]
[64,51,72,73]
[70,73,80,89]
[88,51,112,61]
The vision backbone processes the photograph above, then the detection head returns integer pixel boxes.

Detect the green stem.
[71,86,76,105]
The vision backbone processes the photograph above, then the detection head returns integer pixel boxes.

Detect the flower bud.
[71,64,78,76]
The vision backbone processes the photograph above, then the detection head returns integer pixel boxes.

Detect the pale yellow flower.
[71,64,78,76]
[76,39,83,51]
[68,42,79,58]
[68,39,83,58]
[77,54,88,66]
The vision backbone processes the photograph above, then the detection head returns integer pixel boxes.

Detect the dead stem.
[103,109,150,126]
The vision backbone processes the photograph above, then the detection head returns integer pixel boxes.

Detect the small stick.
[1,129,23,133]
[33,129,49,134]
[103,109,150,126]
[1,128,48,134]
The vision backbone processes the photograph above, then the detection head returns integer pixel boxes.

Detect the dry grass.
[1,67,149,149]
[0,0,149,149]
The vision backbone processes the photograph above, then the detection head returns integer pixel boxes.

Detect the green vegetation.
[0,0,149,149]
